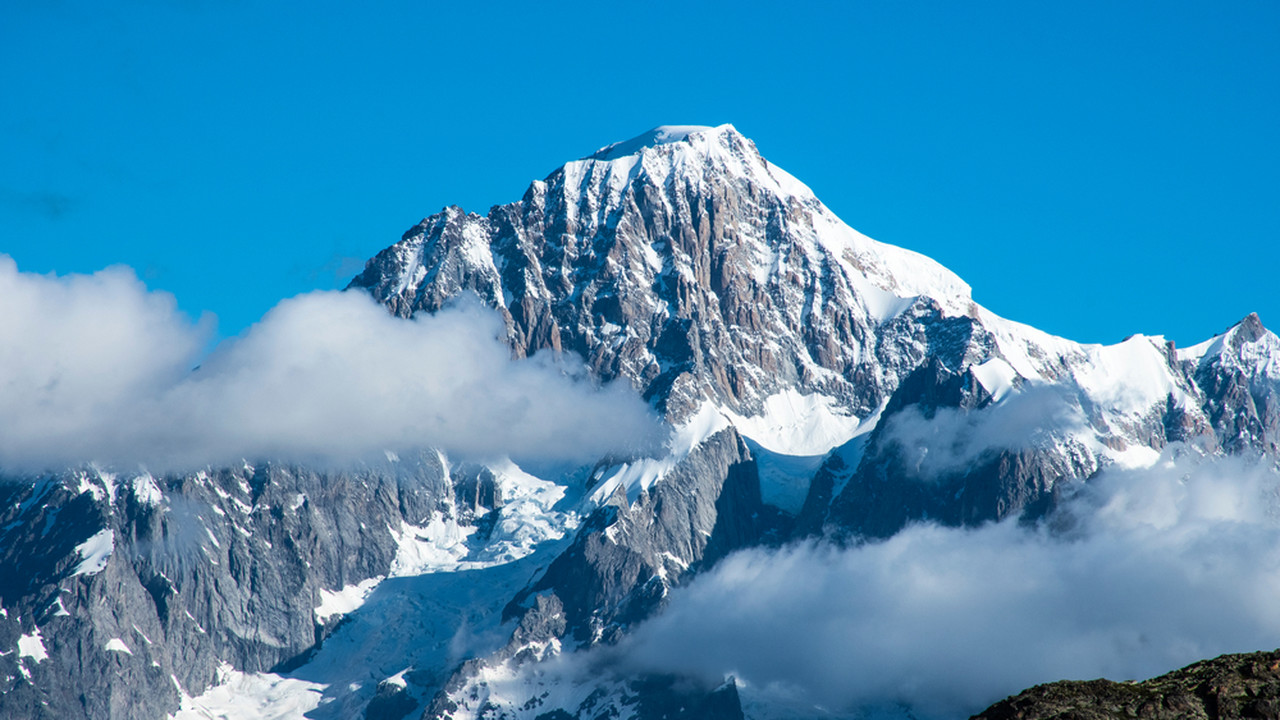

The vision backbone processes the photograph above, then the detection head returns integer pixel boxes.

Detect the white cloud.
[615,451,1280,719]
[0,255,664,472]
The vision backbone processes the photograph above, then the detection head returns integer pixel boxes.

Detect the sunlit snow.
[72,528,114,576]
[105,638,133,655]
[17,628,48,663]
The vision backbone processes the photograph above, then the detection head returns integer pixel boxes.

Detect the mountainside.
[351,124,1280,535]
[3,124,1279,720]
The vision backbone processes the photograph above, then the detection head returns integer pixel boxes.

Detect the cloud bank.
[0,255,664,472]
[615,452,1280,719]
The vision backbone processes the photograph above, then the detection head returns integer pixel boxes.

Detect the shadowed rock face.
[972,649,1280,720]
[814,357,1083,539]
[506,427,777,646]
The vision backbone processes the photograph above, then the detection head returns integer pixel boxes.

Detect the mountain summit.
[584,124,717,160]
[350,123,979,422]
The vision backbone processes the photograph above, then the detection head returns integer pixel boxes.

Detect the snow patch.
[587,125,714,161]
[1107,443,1163,470]
[480,459,576,564]
[97,468,118,504]
[588,395,862,507]
[389,514,475,576]
[1073,335,1181,416]
[73,528,114,576]
[105,638,133,655]
[971,357,1019,402]
[17,628,48,663]
[132,472,163,507]
[749,442,828,515]
[383,668,409,689]
[169,662,325,720]
[75,471,103,502]
[315,576,384,625]
[725,389,864,456]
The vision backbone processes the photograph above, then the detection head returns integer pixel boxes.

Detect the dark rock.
[972,648,1280,720]
[365,678,420,720]
[506,427,772,644]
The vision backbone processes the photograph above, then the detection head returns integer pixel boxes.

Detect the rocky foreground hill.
[973,649,1280,720]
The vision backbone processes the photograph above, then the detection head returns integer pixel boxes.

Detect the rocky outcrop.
[973,649,1280,720]
[1189,314,1280,456]
[815,357,1091,538]
[507,427,776,645]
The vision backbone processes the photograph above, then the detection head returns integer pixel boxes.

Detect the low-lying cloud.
[615,451,1280,719]
[879,385,1086,477]
[0,255,664,472]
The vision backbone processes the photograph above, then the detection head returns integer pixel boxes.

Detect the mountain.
[2,124,1279,720]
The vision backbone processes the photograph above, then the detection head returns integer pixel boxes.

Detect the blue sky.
[3,1,1277,346]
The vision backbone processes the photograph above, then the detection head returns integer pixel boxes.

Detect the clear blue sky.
[4,1,1277,347]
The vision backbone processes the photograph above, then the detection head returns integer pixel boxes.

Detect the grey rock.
[507,427,770,645]
[0,455,452,720]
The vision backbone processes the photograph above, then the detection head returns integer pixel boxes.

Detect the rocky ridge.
[348,126,1280,718]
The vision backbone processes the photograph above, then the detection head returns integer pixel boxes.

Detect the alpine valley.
[4,125,1280,720]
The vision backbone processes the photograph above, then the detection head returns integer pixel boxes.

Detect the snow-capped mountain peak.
[1181,313,1280,374]
[352,124,982,422]
[584,124,719,161]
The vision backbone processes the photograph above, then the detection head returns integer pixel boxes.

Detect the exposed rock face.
[814,357,1090,538]
[349,126,980,422]
[508,427,775,644]
[972,649,1280,720]
[1190,313,1280,456]
[0,459,450,720]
